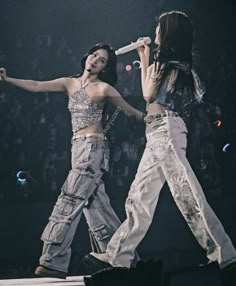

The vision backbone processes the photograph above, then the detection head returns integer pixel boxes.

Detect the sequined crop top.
[68,88,103,132]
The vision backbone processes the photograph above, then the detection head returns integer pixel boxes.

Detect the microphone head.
[143,37,151,45]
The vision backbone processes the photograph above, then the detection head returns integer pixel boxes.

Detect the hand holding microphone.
[115,37,151,55]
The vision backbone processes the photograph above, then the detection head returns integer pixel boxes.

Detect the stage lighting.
[16,171,27,183]
[222,143,230,152]
[125,65,132,71]
[132,60,141,69]
[214,120,222,127]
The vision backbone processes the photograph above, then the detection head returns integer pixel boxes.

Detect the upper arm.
[105,84,129,108]
[142,64,160,102]
[35,77,68,93]
[104,84,142,119]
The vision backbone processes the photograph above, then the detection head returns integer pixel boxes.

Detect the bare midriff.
[147,102,170,115]
[73,121,103,136]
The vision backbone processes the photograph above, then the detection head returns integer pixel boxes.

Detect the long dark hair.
[153,11,195,95]
[152,11,204,125]
[69,44,120,144]
[155,11,193,64]
[77,43,118,86]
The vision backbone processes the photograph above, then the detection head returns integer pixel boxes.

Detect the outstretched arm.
[104,84,144,121]
[0,67,67,93]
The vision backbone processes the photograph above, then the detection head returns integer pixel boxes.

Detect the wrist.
[139,54,149,61]
[3,76,10,82]
[139,58,149,68]
[140,112,146,121]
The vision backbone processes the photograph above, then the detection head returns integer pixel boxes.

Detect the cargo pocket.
[41,220,70,244]
[61,169,93,200]
[81,141,97,162]
[55,195,76,216]
[92,224,109,241]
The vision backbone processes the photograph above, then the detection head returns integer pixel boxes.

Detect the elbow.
[29,80,45,93]
[33,81,41,92]
[143,95,155,103]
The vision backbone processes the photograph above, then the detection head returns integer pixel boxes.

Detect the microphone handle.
[115,37,151,55]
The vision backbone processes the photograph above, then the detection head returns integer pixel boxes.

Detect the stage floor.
[0,262,224,286]
[0,276,85,286]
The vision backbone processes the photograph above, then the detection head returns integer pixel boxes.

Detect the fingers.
[136,37,146,47]
[147,64,156,77]
[0,67,6,80]
[137,37,144,42]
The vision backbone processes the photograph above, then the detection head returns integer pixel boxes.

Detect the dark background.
[0,0,236,279]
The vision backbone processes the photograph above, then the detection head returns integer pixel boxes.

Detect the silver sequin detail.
[68,89,103,132]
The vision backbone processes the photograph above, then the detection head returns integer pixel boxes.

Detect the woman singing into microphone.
[85,12,236,283]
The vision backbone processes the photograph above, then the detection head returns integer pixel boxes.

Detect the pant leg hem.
[39,261,68,273]
[219,258,236,269]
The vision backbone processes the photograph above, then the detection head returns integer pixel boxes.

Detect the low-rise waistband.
[144,110,179,124]
[72,132,106,141]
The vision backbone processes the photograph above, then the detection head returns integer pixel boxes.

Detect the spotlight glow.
[16,171,27,183]
[132,60,141,69]
[214,120,222,127]
[222,143,230,152]
[125,65,132,71]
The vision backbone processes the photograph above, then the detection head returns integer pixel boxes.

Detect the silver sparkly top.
[68,88,103,132]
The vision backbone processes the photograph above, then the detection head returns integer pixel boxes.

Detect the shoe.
[221,262,236,286]
[83,259,163,286]
[84,267,129,286]
[81,254,113,275]
[34,265,67,279]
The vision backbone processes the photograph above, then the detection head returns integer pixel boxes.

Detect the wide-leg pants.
[39,133,121,273]
[92,111,236,269]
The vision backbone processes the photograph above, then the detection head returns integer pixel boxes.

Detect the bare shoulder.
[99,82,117,97]
[64,76,78,87]
[55,76,74,88]
[65,77,80,96]
[98,81,110,90]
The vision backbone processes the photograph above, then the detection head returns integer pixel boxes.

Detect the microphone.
[115,37,151,55]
